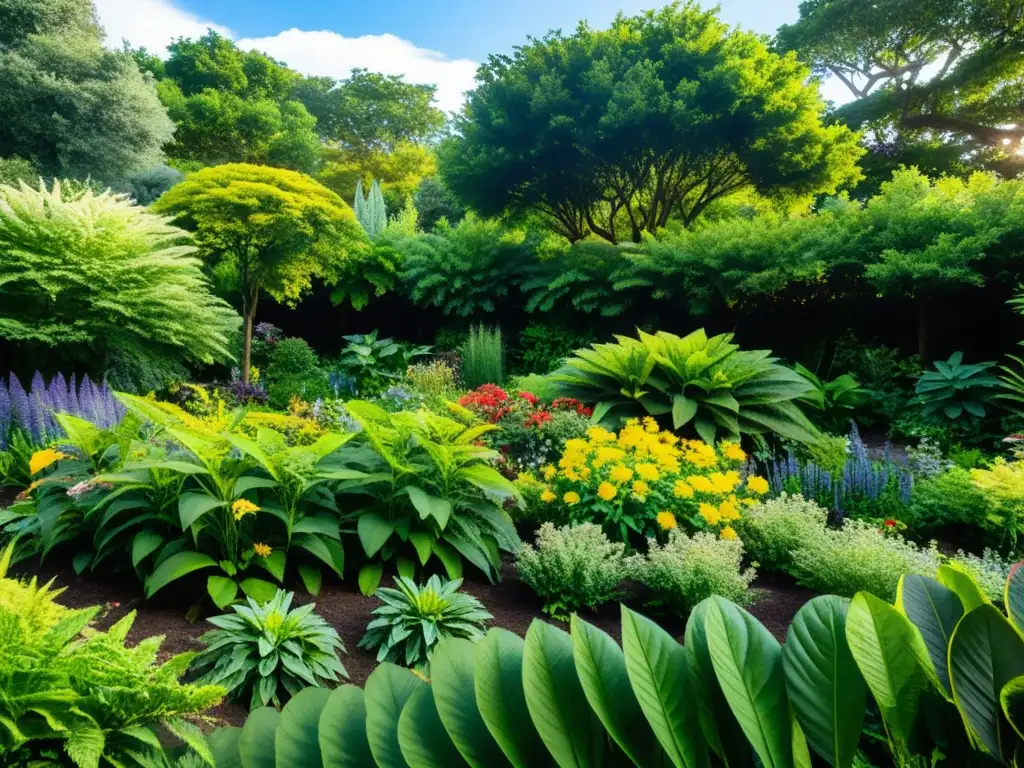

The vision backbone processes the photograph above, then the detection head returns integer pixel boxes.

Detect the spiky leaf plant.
[358,576,492,666]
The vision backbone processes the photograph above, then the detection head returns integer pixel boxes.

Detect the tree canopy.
[0,0,173,184]
[440,2,864,243]
[152,163,367,382]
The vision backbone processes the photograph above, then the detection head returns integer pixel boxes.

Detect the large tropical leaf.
[275,688,332,766]
[896,574,963,698]
[364,663,427,768]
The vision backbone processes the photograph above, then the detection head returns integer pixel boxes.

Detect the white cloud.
[91,0,478,113]
[93,0,231,53]
[238,30,478,114]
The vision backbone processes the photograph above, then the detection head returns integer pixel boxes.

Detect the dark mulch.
[21,557,816,729]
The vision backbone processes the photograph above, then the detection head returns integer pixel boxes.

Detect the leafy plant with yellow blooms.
[521,417,770,542]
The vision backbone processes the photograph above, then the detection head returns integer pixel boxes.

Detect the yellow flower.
[565,438,589,454]
[673,480,694,498]
[597,482,617,501]
[631,480,650,497]
[540,488,557,503]
[747,475,770,495]
[232,498,261,520]
[719,499,741,521]
[253,542,273,557]
[562,467,581,482]
[742,497,758,507]
[643,416,660,433]
[720,526,738,540]
[688,475,713,493]
[699,502,721,526]
[609,464,634,484]
[656,511,677,530]
[29,449,68,476]
[563,491,581,505]
[709,472,738,494]
[722,442,747,462]
[542,465,556,481]
[635,463,660,482]
[579,467,592,480]
[587,426,616,444]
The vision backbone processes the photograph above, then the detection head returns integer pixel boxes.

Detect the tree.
[0,0,173,185]
[413,176,466,231]
[440,3,863,243]
[317,141,436,212]
[292,69,445,153]
[163,31,299,101]
[153,164,367,383]
[0,180,239,387]
[776,0,1024,180]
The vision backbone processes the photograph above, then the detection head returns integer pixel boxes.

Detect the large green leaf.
[237,707,279,768]
[294,533,345,576]
[359,514,396,557]
[896,574,963,698]
[1000,675,1024,741]
[131,530,163,567]
[782,596,866,768]
[430,638,511,768]
[207,575,238,610]
[179,493,227,530]
[240,578,278,604]
[845,592,928,753]
[522,620,606,767]
[671,395,698,428]
[406,486,454,529]
[474,628,552,768]
[949,604,1024,759]
[359,563,384,597]
[145,552,217,598]
[319,685,374,768]
[365,663,427,768]
[706,597,792,768]
[275,688,332,766]
[397,686,470,768]
[207,727,242,768]
[618,606,703,767]
[937,564,988,614]
[1005,563,1024,635]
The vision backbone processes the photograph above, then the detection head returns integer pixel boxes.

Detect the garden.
[2,0,1024,766]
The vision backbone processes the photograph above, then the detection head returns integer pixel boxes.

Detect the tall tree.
[317,141,436,212]
[153,164,367,383]
[776,0,1024,181]
[0,0,173,184]
[440,3,863,243]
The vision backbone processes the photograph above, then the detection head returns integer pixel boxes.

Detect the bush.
[516,522,629,619]
[734,494,828,571]
[788,519,941,600]
[358,576,492,666]
[907,467,992,537]
[406,359,459,409]
[462,324,504,388]
[630,530,757,613]
[970,456,1024,548]
[266,337,327,408]
[516,323,595,374]
[122,163,184,205]
[190,590,347,710]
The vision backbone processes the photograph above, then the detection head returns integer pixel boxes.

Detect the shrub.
[0,181,240,388]
[190,589,347,710]
[516,323,595,374]
[788,519,941,600]
[358,576,492,666]
[266,337,328,408]
[970,456,1024,548]
[338,330,431,395]
[122,163,184,205]
[528,417,770,542]
[462,324,505,388]
[907,466,992,536]
[405,359,459,409]
[734,494,828,571]
[551,329,819,444]
[516,522,629,619]
[630,530,756,613]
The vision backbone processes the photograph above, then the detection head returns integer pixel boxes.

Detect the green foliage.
[398,215,531,316]
[266,337,327,409]
[190,589,347,710]
[442,3,862,242]
[317,140,436,214]
[0,560,223,766]
[0,1,173,185]
[413,176,465,231]
[0,181,239,387]
[461,325,505,388]
[121,163,183,205]
[515,323,595,375]
[629,530,757,614]
[515,522,628,619]
[735,494,829,572]
[908,467,993,537]
[0,156,38,186]
[916,351,1000,422]
[971,457,1024,550]
[354,178,388,237]
[405,360,460,409]
[153,163,367,383]
[358,575,492,666]
[795,363,870,433]
[338,330,431,396]
[522,239,638,316]
[552,329,819,444]
[335,401,522,589]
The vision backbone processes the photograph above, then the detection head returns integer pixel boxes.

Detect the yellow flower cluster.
[232,498,261,520]
[29,449,68,476]
[526,418,771,539]
[253,542,273,557]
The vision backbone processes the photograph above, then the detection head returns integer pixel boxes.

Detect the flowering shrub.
[524,417,769,541]
[734,494,828,571]
[971,455,1024,547]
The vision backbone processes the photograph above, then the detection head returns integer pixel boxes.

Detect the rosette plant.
[916,351,1000,422]
[329,401,522,595]
[551,329,819,444]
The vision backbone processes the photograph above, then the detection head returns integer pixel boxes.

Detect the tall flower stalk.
[0,372,125,449]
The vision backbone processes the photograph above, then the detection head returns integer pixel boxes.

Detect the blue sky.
[94,0,837,112]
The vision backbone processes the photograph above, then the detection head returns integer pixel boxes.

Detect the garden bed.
[27,556,814,728]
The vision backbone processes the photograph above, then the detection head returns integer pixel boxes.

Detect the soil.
[22,556,816,729]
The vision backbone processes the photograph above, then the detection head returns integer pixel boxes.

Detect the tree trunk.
[917,298,930,364]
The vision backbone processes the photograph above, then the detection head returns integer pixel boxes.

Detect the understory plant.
[206,564,1024,768]
[970,454,1024,548]
[461,324,505,388]
[550,328,819,443]
[515,522,629,619]
[358,575,492,666]
[190,589,347,710]
[915,351,1000,423]
[338,330,431,396]
[734,493,829,571]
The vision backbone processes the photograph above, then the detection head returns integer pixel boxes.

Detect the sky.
[94,0,848,113]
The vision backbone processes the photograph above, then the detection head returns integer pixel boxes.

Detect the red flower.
[551,397,594,417]
[524,411,552,428]
[518,391,539,405]
[883,519,897,528]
